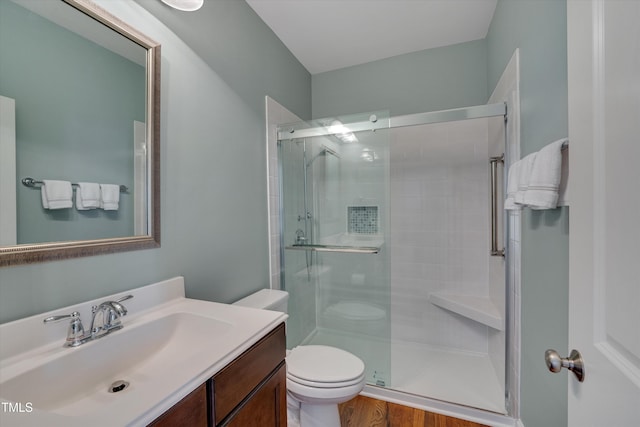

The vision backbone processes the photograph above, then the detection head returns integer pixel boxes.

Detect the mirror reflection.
[0,0,160,266]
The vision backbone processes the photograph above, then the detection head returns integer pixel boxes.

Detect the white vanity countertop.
[0,277,287,426]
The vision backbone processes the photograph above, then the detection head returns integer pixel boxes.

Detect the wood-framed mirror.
[0,0,160,267]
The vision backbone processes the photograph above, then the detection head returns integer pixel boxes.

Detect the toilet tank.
[233,289,289,313]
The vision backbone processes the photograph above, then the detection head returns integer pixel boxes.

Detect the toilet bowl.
[233,290,365,427]
[286,344,365,427]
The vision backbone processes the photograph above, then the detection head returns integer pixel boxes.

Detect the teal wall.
[312,39,488,118]
[487,1,569,426]
[0,2,570,425]
[0,0,311,323]
[0,1,144,243]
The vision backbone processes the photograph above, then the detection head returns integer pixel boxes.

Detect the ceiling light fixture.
[160,0,204,12]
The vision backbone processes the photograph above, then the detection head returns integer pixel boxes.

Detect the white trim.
[265,96,302,290]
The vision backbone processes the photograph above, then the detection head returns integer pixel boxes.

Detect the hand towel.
[100,184,120,211]
[41,180,72,209]
[514,153,537,205]
[504,160,522,210]
[523,138,567,209]
[76,182,100,210]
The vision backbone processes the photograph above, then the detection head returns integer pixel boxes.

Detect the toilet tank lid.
[233,289,289,310]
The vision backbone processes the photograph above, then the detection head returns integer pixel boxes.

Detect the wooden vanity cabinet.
[148,384,208,427]
[211,323,287,426]
[148,322,286,427]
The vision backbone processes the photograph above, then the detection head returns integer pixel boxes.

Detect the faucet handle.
[43,311,81,324]
[43,311,87,347]
[116,294,133,303]
[107,296,132,327]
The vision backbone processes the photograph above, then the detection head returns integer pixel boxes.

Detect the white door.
[567,1,640,426]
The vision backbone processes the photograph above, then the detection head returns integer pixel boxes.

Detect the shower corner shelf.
[428,292,504,331]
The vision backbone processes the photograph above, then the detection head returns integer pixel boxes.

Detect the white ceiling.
[245,0,498,75]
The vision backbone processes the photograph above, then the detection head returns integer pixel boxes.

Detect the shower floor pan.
[306,328,505,414]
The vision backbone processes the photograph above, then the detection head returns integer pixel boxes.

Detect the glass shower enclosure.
[279,111,392,387]
[276,105,508,414]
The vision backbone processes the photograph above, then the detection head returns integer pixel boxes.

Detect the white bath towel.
[100,184,120,211]
[514,153,537,205]
[41,180,72,209]
[504,160,522,210]
[523,138,567,209]
[76,182,100,210]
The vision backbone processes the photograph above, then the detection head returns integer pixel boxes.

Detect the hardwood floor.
[338,395,489,427]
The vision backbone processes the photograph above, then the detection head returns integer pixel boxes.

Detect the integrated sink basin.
[2,313,231,416]
[0,277,287,426]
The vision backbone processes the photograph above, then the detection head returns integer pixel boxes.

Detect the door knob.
[545,349,585,382]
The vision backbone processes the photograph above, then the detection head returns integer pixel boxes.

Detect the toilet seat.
[287,374,366,405]
[286,345,365,387]
[288,371,365,389]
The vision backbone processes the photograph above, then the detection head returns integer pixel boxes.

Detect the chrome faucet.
[43,295,133,347]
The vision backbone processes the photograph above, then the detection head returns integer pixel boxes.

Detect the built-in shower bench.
[428,292,504,331]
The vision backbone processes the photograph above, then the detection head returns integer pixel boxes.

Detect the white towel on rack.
[504,160,522,210]
[100,184,120,211]
[514,153,537,205]
[41,180,72,209]
[523,138,568,209]
[76,182,100,210]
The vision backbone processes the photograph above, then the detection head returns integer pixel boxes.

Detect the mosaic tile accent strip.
[348,206,379,234]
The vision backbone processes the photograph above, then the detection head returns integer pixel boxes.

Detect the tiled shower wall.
[389,119,492,352]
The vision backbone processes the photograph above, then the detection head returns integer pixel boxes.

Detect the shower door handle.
[490,154,505,257]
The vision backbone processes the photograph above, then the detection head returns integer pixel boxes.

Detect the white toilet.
[233,289,365,427]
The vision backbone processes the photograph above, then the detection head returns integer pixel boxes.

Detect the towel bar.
[286,244,380,254]
[22,177,128,193]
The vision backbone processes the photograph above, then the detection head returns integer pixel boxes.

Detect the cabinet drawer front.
[213,323,285,424]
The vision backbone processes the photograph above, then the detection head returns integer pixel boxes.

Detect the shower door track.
[277,102,507,141]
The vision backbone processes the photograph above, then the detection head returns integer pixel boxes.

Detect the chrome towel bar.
[286,244,380,254]
[22,177,128,193]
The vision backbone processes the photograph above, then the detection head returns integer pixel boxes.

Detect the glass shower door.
[278,111,391,386]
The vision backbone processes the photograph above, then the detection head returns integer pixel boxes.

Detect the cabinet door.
[223,362,287,427]
[213,323,286,424]
[148,384,208,427]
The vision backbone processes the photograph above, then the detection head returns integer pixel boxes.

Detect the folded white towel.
[41,180,72,209]
[76,182,100,210]
[523,138,567,209]
[504,160,522,210]
[514,153,537,205]
[100,184,120,211]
